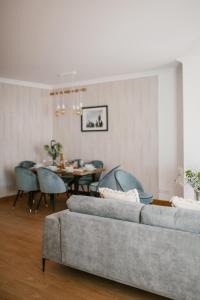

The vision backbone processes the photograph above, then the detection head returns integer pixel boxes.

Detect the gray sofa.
[42,195,200,300]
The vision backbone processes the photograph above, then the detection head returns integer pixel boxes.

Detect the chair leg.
[44,194,48,207]
[20,191,24,198]
[13,190,21,208]
[35,193,43,213]
[28,192,34,213]
[42,257,46,272]
[50,194,56,211]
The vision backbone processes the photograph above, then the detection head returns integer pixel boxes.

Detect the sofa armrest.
[42,212,62,263]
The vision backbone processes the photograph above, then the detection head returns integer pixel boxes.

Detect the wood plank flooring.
[0,195,169,300]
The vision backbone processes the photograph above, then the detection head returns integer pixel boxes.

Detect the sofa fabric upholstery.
[43,212,62,263]
[141,204,200,234]
[67,195,144,223]
[43,195,200,300]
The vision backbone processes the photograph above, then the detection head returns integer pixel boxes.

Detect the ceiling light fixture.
[50,71,87,117]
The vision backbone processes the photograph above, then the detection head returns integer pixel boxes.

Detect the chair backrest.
[89,160,104,181]
[37,167,66,194]
[70,159,82,167]
[19,160,36,168]
[98,165,121,190]
[114,169,144,192]
[15,166,38,192]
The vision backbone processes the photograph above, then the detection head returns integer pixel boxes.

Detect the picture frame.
[81,105,108,132]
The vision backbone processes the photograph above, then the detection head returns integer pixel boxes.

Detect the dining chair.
[16,161,36,199]
[79,160,104,192]
[19,160,36,168]
[114,169,153,204]
[90,165,120,195]
[36,167,71,211]
[13,166,39,212]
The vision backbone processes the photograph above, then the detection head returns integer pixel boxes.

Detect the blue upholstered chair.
[79,160,104,192]
[114,169,153,204]
[17,160,36,198]
[13,166,39,212]
[19,160,36,168]
[37,167,71,211]
[90,165,120,195]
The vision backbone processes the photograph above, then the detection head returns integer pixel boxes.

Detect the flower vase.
[52,159,57,166]
[195,190,200,201]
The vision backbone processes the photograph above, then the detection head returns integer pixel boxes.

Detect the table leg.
[74,176,80,195]
[92,174,96,182]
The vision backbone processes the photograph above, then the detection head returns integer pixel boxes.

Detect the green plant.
[44,140,63,163]
[185,170,200,192]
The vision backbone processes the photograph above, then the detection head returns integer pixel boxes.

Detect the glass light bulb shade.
[80,102,83,108]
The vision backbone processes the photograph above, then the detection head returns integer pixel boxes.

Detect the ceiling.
[0,0,200,85]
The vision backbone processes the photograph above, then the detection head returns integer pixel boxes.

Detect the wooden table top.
[56,167,105,176]
[32,167,105,177]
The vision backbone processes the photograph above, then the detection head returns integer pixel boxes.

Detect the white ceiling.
[0,0,200,85]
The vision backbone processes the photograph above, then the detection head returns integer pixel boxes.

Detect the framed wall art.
[81,105,108,132]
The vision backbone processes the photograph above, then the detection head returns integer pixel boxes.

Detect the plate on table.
[84,164,96,171]
[74,168,84,173]
[47,166,58,172]
[65,167,74,172]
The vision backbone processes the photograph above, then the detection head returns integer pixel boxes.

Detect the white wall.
[53,67,178,200]
[180,56,200,198]
[0,83,53,197]
[158,68,179,199]
[0,67,178,200]
[53,76,159,198]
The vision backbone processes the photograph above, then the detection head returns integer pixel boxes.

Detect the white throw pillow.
[170,196,200,210]
[99,187,140,203]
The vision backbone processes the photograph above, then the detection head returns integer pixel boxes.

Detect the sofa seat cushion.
[67,195,145,223]
[141,204,200,234]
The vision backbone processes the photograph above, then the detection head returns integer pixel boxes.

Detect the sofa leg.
[42,257,46,272]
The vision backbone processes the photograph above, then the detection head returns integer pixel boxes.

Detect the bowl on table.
[84,164,96,171]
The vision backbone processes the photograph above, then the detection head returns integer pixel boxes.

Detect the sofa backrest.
[67,195,145,223]
[67,195,200,234]
[141,204,200,234]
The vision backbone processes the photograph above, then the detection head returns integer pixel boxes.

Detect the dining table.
[57,167,104,194]
[33,166,105,195]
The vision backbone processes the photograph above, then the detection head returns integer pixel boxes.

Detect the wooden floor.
[0,195,169,300]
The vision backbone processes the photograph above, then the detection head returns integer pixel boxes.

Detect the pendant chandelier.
[50,71,87,117]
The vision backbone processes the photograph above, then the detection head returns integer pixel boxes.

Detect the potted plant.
[185,170,200,200]
[44,140,63,166]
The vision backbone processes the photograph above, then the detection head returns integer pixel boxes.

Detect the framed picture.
[81,105,108,132]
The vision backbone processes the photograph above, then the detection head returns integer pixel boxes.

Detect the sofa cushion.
[67,195,145,223]
[99,187,140,202]
[141,204,200,234]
